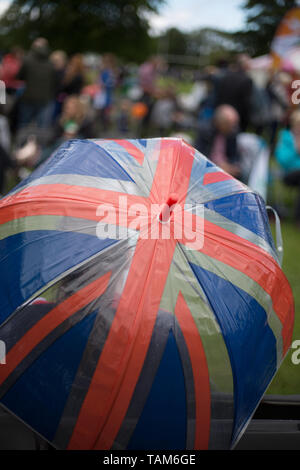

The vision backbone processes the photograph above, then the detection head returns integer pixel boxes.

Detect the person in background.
[139,55,162,98]
[150,87,178,137]
[116,98,131,136]
[275,109,300,227]
[61,53,85,97]
[197,62,229,122]
[194,104,241,177]
[25,95,94,168]
[0,144,16,196]
[266,71,290,152]
[138,55,165,136]
[17,38,56,129]
[50,50,68,120]
[0,46,24,94]
[54,94,93,141]
[50,50,68,85]
[0,46,24,135]
[94,53,117,132]
[214,54,253,132]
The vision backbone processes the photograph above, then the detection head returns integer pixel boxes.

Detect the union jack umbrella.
[0,138,294,449]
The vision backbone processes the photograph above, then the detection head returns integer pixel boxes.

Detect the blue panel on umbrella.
[204,192,275,250]
[9,139,134,194]
[189,263,277,442]
[127,330,187,450]
[138,139,147,148]
[45,140,135,180]
[0,230,117,324]
[1,310,97,442]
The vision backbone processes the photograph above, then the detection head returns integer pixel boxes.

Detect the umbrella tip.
[159,193,179,222]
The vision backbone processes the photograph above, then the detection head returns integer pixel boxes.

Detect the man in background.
[194,104,241,177]
[17,38,56,129]
[214,54,253,132]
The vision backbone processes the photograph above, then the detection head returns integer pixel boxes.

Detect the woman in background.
[61,53,85,97]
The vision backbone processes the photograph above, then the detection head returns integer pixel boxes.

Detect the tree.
[186,28,242,64]
[0,0,164,61]
[156,27,241,67]
[157,27,188,56]
[235,0,298,57]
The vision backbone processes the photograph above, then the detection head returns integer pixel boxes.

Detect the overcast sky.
[147,0,246,34]
[0,0,247,34]
[0,0,10,17]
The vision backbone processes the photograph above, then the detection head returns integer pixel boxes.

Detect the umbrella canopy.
[0,138,294,450]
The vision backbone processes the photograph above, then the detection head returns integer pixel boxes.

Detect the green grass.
[266,220,300,395]
[265,161,300,395]
[157,76,194,94]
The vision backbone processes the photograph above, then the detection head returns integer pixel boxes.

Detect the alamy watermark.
[95,196,204,249]
[291,80,300,105]
[291,339,300,365]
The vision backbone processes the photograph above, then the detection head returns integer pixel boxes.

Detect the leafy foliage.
[0,0,164,61]
[156,27,242,66]
[234,0,298,57]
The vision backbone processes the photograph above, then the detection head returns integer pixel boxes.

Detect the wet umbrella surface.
[0,138,294,449]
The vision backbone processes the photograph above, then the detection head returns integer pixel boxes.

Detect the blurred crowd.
[0,38,300,226]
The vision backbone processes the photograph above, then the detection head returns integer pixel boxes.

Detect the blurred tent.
[249,7,300,86]
[249,46,300,87]
[271,7,300,70]
[283,45,300,73]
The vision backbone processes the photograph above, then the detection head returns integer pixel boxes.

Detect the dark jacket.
[0,144,16,193]
[214,68,253,131]
[194,120,240,165]
[61,74,84,96]
[17,50,56,105]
